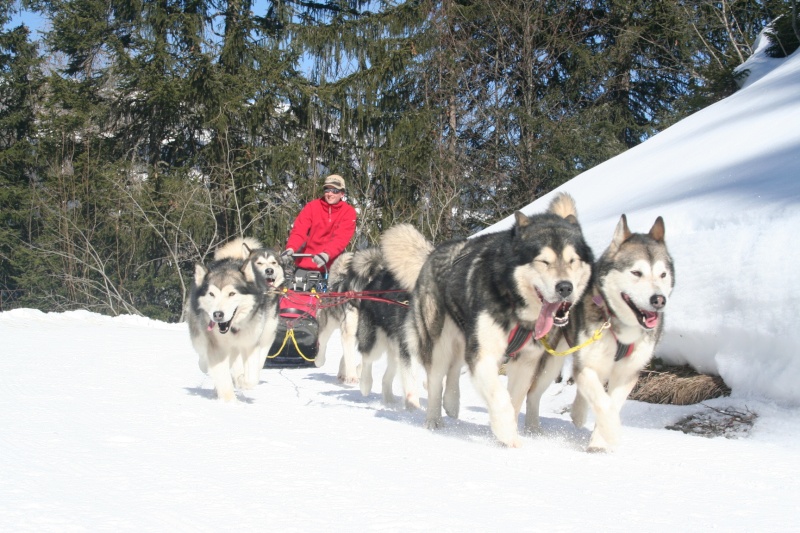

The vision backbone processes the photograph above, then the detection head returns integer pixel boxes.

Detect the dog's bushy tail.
[328,251,354,288]
[380,224,433,291]
[214,237,263,261]
[348,248,384,291]
[547,192,579,221]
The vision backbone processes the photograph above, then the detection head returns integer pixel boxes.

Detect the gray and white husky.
[398,194,594,447]
[525,214,675,452]
[187,238,284,401]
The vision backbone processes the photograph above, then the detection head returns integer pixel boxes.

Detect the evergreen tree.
[0,3,43,309]
[6,0,791,319]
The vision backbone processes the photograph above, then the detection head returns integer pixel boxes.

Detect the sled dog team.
[188,193,675,452]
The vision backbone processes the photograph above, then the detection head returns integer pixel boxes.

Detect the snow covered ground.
[2,41,800,533]
[2,310,799,532]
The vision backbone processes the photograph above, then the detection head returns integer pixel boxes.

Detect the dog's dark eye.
[229,292,236,297]
[631,270,642,277]
[208,292,215,297]
[660,272,667,279]
[536,260,550,267]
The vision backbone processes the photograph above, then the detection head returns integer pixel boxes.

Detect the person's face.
[323,187,344,205]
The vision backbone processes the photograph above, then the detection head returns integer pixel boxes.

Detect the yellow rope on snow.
[540,320,611,357]
[266,327,316,362]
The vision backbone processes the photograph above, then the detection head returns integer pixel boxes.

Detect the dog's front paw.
[405,393,420,410]
[338,373,359,386]
[586,428,615,453]
[424,417,444,430]
[492,423,522,449]
[216,389,236,402]
[443,402,459,419]
[382,390,397,405]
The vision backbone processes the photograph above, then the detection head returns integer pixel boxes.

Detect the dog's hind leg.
[440,319,464,418]
[423,341,450,430]
[442,362,461,419]
[396,340,420,410]
[337,307,360,384]
[315,310,338,368]
[380,342,398,405]
[358,344,382,399]
[357,314,380,397]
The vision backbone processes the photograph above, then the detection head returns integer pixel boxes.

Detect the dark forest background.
[0,0,797,321]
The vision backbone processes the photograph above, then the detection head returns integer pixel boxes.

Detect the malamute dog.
[525,214,674,452]
[402,194,594,447]
[352,224,433,408]
[316,244,415,399]
[187,238,284,401]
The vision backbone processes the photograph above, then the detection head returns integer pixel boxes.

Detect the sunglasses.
[324,188,344,194]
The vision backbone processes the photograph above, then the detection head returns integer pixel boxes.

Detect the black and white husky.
[315,234,428,406]
[187,238,284,401]
[397,194,594,447]
[350,224,434,407]
[525,214,675,452]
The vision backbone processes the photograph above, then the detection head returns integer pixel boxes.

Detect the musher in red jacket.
[281,174,357,277]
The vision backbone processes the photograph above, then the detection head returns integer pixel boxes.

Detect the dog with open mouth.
[524,214,675,452]
[187,238,283,401]
[399,193,593,447]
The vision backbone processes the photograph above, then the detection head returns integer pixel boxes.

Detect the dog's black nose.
[556,281,573,299]
[213,311,225,321]
[265,268,274,276]
[651,294,666,309]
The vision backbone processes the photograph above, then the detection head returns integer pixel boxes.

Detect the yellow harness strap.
[540,320,611,357]
[267,328,316,362]
[266,287,319,362]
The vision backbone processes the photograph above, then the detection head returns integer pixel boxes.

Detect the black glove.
[312,252,329,268]
[280,248,294,258]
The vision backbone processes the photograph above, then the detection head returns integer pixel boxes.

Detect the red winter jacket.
[285,197,357,271]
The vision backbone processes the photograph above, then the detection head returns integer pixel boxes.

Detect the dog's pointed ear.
[649,216,665,242]
[610,214,632,252]
[194,264,208,286]
[242,242,253,258]
[240,256,257,282]
[564,214,579,225]
[514,211,531,228]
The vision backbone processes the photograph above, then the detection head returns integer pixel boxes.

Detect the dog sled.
[264,254,407,369]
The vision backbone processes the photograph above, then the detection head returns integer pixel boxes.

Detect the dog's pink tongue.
[207,320,215,331]
[644,311,659,329]
[535,301,561,339]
